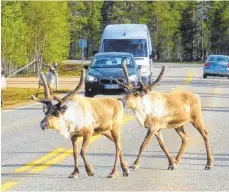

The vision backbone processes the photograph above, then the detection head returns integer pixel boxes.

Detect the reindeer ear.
[60,105,68,113]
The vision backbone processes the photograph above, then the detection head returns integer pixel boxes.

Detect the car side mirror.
[83,65,89,70]
[93,51,98,55]
[150,49,156,59]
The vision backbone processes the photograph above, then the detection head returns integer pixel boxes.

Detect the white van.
[98,24,154,85]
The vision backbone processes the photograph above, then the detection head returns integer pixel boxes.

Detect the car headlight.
[129,75,137,82]
[86,75,97,82]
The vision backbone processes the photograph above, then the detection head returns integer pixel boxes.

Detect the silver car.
[203,55,229,79]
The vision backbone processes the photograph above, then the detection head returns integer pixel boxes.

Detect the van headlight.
[86,75,98,82]
[129,75,137,82]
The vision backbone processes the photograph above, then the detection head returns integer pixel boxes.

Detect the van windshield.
[91,55,134,68]
[102,39,148,57]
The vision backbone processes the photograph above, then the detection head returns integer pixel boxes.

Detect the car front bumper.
[85,81,139,94]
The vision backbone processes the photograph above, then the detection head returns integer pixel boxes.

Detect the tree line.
[1,1,229,73]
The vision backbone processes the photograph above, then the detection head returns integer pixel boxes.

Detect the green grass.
[2,87,71,107]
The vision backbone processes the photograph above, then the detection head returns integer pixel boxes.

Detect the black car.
[85,52,141,97]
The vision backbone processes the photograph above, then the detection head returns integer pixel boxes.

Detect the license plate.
[211,64,225,69]
[104,84,119,89]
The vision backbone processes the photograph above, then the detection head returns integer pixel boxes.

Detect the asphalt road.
[1,63,229,191]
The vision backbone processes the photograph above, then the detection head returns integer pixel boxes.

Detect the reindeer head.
[42,63,56,75]
[31,69,85,136]
[115,64,167,110]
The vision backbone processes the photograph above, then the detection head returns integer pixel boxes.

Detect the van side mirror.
[150,49,156,59]
[93,51,98,55]
[137,65,142,70]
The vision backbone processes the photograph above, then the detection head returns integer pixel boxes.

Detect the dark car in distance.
[84,52,141,97]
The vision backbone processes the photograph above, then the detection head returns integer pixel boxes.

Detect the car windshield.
[102,39,147,57]
[207,56,229,62]
[91,55,134,68]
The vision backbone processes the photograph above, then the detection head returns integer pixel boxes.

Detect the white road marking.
[1,102,40,114]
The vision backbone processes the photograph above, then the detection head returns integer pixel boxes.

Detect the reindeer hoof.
[87,172,94,176]
[130,164,139,170]
[86,164,94,176]
[123,170,129,177]
[167,165,176,170]
[68,174,79,179]
[204,165,213,170]
[107,172,118,178]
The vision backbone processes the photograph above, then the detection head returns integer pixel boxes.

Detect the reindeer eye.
[53,111,61,117]
[134,91,140,97]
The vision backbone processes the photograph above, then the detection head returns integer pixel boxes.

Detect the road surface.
[1,63,229,191]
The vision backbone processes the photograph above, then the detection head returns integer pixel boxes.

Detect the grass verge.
[2,87,71,107]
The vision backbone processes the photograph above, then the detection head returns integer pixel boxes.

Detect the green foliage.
[2,1,70,72]
[2,1,229,69]
[1,2,28,67]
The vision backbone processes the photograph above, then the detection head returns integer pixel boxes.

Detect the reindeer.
[31,69,129,178]
[36,63,57,97]
[1,70,6,107]
[115,64,214,170]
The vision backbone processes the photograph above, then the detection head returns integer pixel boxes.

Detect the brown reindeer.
[31,69,129,178]
[115,64,214,170]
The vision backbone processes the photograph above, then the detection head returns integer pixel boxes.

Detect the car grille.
[99,78,124,85]
[112,79,124,84]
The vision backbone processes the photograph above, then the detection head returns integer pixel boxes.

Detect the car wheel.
[85,90,95,97]
[203,74,207,79]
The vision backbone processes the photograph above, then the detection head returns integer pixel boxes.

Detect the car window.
[207,56,229,62]
[92,55,134,68]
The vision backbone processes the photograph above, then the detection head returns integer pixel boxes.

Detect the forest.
[1,1,229,72]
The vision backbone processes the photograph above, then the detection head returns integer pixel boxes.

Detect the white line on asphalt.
[1,102,40,114]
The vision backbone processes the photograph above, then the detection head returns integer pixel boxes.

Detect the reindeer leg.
[103,131,129,177]
[130,128,157,170]
[48,85,53,95]
[107,126,122,178]
[192,122,214,170]
[81,133,94,176]
[175,126,189,166]
[155,131,176,170]
[1,90,4,107]
[36,84,40,97]
[69,136,79,179]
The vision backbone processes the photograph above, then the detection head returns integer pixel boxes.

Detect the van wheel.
[203,74,207,79]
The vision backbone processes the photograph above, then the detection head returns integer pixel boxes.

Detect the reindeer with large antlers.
[31,69,129,178]
[115,64,214,170]
[36,63,57,97]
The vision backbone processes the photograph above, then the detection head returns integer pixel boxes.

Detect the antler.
[115,63,133,90]
[59,68,85,106]
[144,65,167,91]
[32,69,85,106]
[31,72,52,103]
[42,63,51,70]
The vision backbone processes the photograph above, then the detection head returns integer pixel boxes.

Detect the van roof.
[102,24,148,39]
[94,52,134,57]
